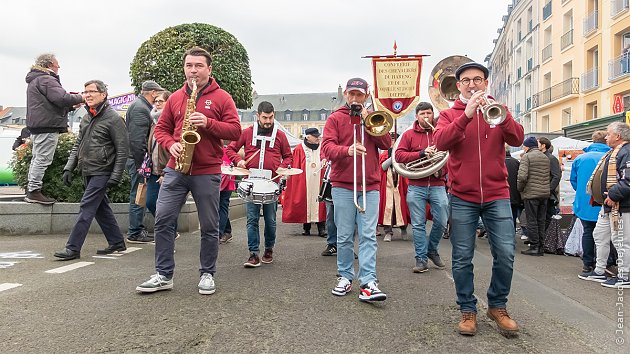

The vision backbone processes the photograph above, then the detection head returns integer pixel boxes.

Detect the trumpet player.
[394,102,448,273]
[321,78,391,302]
[433,62,524,337]
[137,47,241,295]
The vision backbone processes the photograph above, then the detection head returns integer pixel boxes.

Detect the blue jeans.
[146,174,177,234]
[325,201,337,246]
[332,187,380,286]
[126,158,146,238]
[246,202,277,253]
[450,195,515,313]
[219,190,232,235]
[407,185,448,260]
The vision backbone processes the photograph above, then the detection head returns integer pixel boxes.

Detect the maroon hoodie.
[394,120,446,187]
[321,106,392,191]
[225,125,293,176]
[155,79,241,175]
[433,98,524,203]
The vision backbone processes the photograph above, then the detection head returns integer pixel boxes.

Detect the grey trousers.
[27,132,59,192]
[154,167,221,278]
[593,208,630,280]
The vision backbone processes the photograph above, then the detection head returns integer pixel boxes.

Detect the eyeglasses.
[82,90,101,95]
[459,77,484,85]
[155,99,165,103]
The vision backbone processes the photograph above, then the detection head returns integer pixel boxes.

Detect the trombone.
[352,103,393,213]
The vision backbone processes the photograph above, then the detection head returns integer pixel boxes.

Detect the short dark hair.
[183,46,212,66]
[592,130,606,144]
[257,101,274,114]
[415,102,434,114]
[84,80,108,95]
[538,137,552,150]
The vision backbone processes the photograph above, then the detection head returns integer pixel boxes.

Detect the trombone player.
[321,78,391,302]
[433,62,524,337]
[394,102,448,273]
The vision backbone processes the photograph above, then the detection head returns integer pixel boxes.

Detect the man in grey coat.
[125,80,164,244]
[54,80,129,260]
[517,136,550,256]
[25,53,83,204]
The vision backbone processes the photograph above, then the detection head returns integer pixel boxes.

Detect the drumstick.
[244,150,260,165]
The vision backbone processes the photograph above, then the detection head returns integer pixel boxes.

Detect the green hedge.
[10,133,131,203]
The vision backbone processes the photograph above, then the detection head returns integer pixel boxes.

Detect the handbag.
[138,140,157,178]
[135,178,148,207]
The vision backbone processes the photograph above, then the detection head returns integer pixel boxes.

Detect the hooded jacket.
[394,120,446,187]
[569,143,610,221]
[226,124,293,175]
[321,106,392,191]
[64,102,128,183]
[25,65,83,133]
[434,98,524,203]
[154,79,241,175]
[517,147,550,200]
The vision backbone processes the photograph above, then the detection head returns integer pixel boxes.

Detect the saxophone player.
[394,102,448,273]
[137,46,241,295]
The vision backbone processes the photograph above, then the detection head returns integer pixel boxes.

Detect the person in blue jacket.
[570,131,613,275]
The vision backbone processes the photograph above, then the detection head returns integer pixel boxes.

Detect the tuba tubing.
[391,125,449,180]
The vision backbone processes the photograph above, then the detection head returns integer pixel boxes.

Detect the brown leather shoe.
[261,248,273,264]
[487,308,519,337]
[458,312,477,336]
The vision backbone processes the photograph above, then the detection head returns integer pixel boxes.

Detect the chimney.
[337,85,342,100]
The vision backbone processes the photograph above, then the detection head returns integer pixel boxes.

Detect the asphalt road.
[0,213,627,353]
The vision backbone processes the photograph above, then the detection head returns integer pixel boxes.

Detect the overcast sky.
[0,0,510,108]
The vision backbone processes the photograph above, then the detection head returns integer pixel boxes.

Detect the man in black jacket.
[505,145,522,232]
[538,137,561,231]
[125,80,164,244]
[24,53,83,204]
[54,80,129,260]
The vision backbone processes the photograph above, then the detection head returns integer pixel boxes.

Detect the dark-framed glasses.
[82,90,101,95]
[459,77,484,85]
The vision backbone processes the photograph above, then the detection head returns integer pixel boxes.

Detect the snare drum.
[237,177,280,205]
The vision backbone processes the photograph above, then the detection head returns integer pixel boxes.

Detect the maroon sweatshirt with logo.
[433,98,524,204]
[394,120,446,187]
[321,106,392,191]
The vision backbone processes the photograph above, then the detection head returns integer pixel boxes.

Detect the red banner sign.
[613,95,624,114]
[371,57,423,118]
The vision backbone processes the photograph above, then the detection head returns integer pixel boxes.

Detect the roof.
[243,91,344,112]
[0,107,27,125]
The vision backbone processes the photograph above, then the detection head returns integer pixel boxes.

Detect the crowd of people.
[19,49,630,338]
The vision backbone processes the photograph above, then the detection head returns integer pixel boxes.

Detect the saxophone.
[175,79,201,174]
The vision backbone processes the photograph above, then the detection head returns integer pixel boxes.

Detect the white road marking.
[0,261,19,269]
[0,283,23,292]
[0,251,44,259]
[45,262,94,274]
[92,256,119,260]
[120,247,142,254]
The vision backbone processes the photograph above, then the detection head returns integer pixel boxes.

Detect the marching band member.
[136,46,241,295]
[226,101,292,268]
[394,102,448,273]
[434,62,524,336]
[282,127,327,237]
[321,78,391,302]
[378,132,410,242]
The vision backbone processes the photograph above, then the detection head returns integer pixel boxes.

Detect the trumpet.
[351,103,393,213]
[473,90,507,125]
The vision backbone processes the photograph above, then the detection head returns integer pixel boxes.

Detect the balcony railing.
[611,0,630,18]
[581,67,599,92]
[561,29,573,50]
[532,77,580,108]
[609,54,630,81]
[527,58,533,71]
[583,11,598,36]
[542,44,553,62]
[543,1,552,20]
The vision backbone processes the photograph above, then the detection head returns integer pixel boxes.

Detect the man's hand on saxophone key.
[170,142,183,158]
[189,112,208,128]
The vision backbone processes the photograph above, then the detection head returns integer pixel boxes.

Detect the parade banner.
[371,57,423,118]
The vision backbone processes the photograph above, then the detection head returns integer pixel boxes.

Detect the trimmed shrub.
[10,133,130,203]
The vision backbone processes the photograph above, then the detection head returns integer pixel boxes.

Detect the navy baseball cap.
[345,78,368,94]
[455,62,489,80]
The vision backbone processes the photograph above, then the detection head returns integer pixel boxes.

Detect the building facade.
[487,0,630,135]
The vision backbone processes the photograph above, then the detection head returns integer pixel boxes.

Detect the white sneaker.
[136,273,173,293]
[359,281,387,302]
[331,277,352,296]
[520,235,529,240]
[198,273,216,295]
